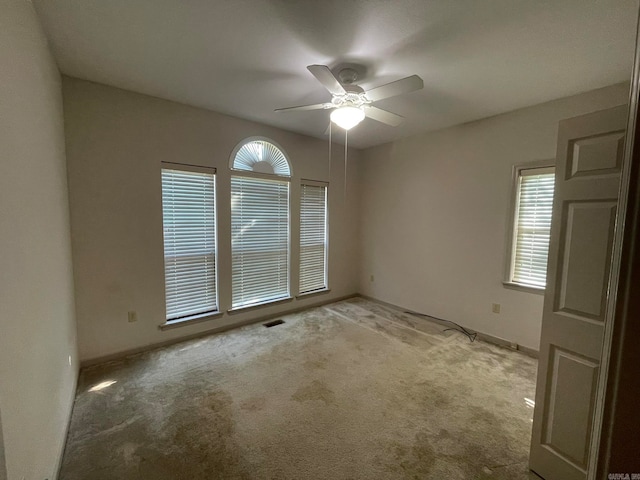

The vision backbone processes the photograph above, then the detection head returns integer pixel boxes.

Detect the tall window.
[161,164,218,321]
[508,166,555,288]
[300,181,328,294]
[230,138,291,309]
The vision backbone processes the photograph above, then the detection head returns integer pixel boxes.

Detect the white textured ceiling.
[34,0,638,149]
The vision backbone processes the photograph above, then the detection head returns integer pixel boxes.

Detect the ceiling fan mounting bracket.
[338,67,359,85]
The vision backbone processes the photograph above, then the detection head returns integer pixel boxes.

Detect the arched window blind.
[230,138,291,310]
[161,165,218,321]
[300,182,328,294]
[510,166,555,288]
[231,139,291,176]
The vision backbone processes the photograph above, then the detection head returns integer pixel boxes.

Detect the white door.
[529,105,627,480]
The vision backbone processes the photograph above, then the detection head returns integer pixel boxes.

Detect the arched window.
[230,138,291,176]
[230,138,291,309]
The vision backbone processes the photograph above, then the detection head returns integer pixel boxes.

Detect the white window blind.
[231,176,289,309]
[300,182,328,294]
[511,167,555,288]
[161,166,218,321]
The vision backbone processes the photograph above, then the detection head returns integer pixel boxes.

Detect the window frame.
[229,138,293,311]
[160,162,220,326]
[503,159,555,294]
[298,179,329,296]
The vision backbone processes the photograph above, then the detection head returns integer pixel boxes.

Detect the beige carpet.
[60,297,538,479]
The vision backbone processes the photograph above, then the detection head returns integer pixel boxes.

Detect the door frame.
[587,12,640,479]
[0,408,6,480]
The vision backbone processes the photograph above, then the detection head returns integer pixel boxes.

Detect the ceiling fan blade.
[365,75,423,102]
[307,64,346,95]
[274,103,330,112]
[364,106,405,126]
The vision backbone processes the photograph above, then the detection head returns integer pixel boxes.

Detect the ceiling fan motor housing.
[331,91,370,108]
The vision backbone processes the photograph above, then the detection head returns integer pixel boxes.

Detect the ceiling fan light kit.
[330,105,365,130]
[275,64,424,132]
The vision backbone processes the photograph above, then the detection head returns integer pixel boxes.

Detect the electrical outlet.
[491,303,501,314]
[370,275,374,282]
[128,311,138,323]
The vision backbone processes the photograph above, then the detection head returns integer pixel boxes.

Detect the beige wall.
[63,77,629,360]
[358,83,630,351]
[0,1,78,479]
[63,77,360,362]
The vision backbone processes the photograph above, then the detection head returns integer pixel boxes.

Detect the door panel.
[557,201,617,320]
[568,132,624,178]
[542,346,599,468]
[529,105,627,480]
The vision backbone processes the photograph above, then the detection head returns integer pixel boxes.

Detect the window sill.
[159,311,224,331]
[502,281,545,295]
[296,288,331,299]
[227,296,293,314]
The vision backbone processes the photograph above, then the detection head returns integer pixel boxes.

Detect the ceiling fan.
[275,65,424,131]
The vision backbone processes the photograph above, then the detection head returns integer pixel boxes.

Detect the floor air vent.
[263,319,285,328]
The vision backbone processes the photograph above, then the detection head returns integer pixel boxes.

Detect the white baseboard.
[358,294,539,359]
[53,366,79,480]
[80,293,359,368]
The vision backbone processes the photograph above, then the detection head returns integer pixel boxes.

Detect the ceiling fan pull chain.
[344,129,348,199]
[328,121,332,184]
